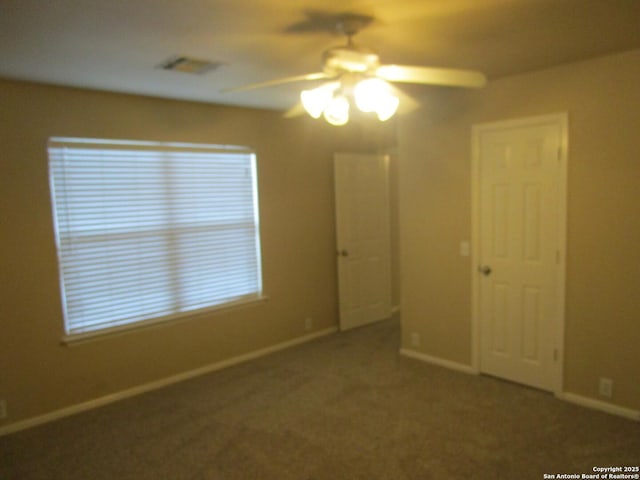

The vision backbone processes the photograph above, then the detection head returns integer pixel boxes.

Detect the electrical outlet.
[410,332,421,347]
[0,400,7,419]
[304,317,313,331]
[599,378,613,398]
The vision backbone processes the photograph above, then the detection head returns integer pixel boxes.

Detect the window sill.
[61,294,270,346]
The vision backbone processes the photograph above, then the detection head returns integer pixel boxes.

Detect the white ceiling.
[1,0,639,111]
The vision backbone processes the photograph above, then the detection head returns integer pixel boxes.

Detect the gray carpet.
[1,318,639,479]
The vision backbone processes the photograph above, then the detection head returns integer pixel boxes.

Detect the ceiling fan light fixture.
[300,82,339,118]
[323,95,350,126]
[301,77,399,125]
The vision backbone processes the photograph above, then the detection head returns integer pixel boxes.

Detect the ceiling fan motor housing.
[322,45,380,75]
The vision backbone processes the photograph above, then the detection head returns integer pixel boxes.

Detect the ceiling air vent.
[159,55,225,75]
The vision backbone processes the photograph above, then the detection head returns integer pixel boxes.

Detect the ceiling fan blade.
[283,103,307,118]
[388,85,421,115]
[377,65,487,88]
[222,72,332,93]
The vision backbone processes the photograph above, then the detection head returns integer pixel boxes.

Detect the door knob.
[337,249,349,257]
[478,265,492,276]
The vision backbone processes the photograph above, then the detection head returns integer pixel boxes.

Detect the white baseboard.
[556,392,640,422]
[400,349,639,422]
[0,327,338,437]
[399,348,478,375]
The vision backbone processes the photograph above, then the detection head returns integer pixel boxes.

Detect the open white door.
[472,114,567,393]
[334,153,392,331]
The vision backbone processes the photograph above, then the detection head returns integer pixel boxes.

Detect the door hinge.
[557,147,562,162]
[553,348,559,362]
[556,250,560,265]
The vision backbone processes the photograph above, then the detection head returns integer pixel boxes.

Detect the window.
[48,138,263,340]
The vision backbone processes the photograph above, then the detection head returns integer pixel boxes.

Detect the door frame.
[470,113,568,394]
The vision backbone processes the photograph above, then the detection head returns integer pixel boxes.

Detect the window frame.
[48,137,266,344]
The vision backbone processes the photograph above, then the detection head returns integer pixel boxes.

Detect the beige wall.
[3,48,638,430]
[398,49,640,411]
[0,79,397,427]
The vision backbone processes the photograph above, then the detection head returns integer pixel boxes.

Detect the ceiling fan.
[224,13,487,125]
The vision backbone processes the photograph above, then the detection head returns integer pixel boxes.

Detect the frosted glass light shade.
[376,94,400,121]
[354,78,399,121]
[323,95,349,126]
[300,83,338,118]
[354,78,389,112]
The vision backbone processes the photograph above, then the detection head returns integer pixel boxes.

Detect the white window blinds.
[48,138,263,338]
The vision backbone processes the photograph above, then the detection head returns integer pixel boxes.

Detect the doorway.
[334,152,392,331]
[471,114,567,393]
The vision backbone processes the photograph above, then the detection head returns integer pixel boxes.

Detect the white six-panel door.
[472,115,567,392]
[334,153,392,331]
